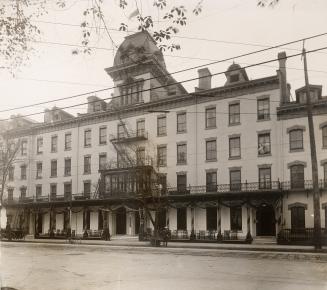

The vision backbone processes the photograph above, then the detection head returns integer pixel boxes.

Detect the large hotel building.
[2,31,327,242]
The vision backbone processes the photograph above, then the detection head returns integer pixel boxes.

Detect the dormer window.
[230,74,240,83]
[120,84,143,106]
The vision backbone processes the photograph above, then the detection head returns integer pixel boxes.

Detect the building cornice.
[277,99,327,120]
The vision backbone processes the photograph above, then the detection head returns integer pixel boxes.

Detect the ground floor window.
[206,207,217,231]
[230,207,242,231]
[291,207,305,229]
[177,208,187,230]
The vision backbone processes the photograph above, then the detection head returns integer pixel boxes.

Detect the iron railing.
[277,228,327,245]
[3,180,327,205]
[109,130,148,143]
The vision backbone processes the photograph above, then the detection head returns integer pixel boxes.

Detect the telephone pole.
[302,47,321,250]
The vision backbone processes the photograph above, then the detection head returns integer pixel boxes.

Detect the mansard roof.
[113,31,166,69]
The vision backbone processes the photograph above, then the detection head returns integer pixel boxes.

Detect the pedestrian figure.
[162,227,170,247]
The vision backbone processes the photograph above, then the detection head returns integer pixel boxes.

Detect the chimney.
[197,68,212,90]
[277,51,290,104]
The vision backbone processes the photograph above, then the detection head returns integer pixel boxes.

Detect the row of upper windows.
[156,100,269,136]
[13,129,326,181]
[8,154,108,181]
[156,129,326,166]
[18,113,327,157]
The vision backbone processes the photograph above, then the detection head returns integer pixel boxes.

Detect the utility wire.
[1,46,327,123]
[32,19,327,55]
[1,32,327,115]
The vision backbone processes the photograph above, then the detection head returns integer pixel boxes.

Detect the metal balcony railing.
[109,130,148,143]
[3,180,326,205]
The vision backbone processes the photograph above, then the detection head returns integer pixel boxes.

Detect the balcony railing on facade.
[4,180,327,206]
[99,156,154,171]
[164,179,327,196]
[109,130,148,143]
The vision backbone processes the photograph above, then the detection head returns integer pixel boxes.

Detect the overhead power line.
[1,46,327,123]
[33,19,327,55]
[1,32,327,115]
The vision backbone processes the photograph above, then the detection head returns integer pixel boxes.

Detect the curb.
[2,239,327,254]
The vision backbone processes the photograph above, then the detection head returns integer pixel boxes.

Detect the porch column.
[190,207,195,239]
[246,205,252,242]
[34,211,39,237]
[49,208,54,237]
[138,208,145,241]
[68,207,72,237]
[166,207,170,229]
[217,204,222,240]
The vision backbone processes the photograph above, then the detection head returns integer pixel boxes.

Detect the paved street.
[1,242,327,290]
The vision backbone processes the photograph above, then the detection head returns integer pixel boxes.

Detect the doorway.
[116,207,126,235]
[256,204,275,236]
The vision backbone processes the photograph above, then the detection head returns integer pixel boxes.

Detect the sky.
[0,0,327,123]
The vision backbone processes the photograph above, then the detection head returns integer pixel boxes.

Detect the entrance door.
[256,205,275,236]
[116,208,126,235]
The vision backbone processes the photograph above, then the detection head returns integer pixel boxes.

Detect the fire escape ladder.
[93,178,101,199]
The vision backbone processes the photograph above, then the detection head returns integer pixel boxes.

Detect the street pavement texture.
[1,242,327,290]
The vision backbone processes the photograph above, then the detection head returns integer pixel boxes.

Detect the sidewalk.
[19,235,327,254]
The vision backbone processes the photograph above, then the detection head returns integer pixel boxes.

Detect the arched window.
[290,164,304,189]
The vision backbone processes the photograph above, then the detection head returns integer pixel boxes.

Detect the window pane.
[157,117,167,136]
[206,172,217,192]
[51,136,58,152]
[258,133,271,155]
[157,146,167,166]
[229,137,240,158]
[205,108,216,128]
[65,133,72,150]
[257,99,270,120]
[65,158,71,176]
[290,165,304,189]
[177,113,186,133]
[177,174,187,192]
[177,144,187,164]
[84,130,91,146]
[206,140,217,160]
[259,168,271,189]
[230,170,241,191]
[229,103,240,125]
[290,130,303,150]
[99,127,107,144]
[137,120,145,137]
